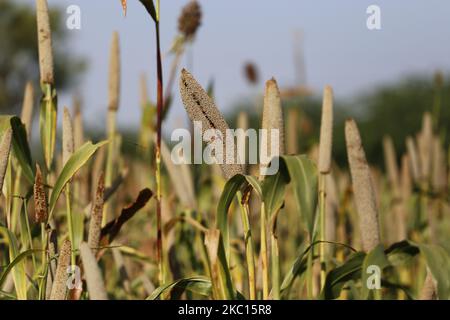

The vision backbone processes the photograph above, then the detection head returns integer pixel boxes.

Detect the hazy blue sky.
[20,0,450,133]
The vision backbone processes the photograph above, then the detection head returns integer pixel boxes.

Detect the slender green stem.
[154,19,165,286]
[374,288,382,300]
[23,198,37,271]
[65,184,75,266]
[271,234,280,300]
[260,202,269,299]
[318,173,327,289]
[103,110,117,227]
[306,247,313,299]
[236,190,256,300]
[39,222,47,300]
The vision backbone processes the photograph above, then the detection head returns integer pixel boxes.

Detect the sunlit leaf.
[48,140,107,219]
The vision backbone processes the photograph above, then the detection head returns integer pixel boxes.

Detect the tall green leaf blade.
[10,117,34,184]
[279,155,318,239]
[320,252,366,299]
[48,140,107,218]
[216,174,261,251]
[0,249,41,289]
[138,0,158,22]
[0,227,28,300]
[262,166,288,217]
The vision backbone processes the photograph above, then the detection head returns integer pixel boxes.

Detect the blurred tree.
[0,0,85,112]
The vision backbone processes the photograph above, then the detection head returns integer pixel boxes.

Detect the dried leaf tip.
[34,164,48,224]
[318,85,334,173]
[49,239,71,300]
[62,107,74,166]
[108,32,121,111]
[345,119,381,252]
[36,0,54,85]
[0,128,13,192]
[121,0,127,16]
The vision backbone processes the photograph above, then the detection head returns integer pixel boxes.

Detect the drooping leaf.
[147,277,212,300]
[361,244,390,299]
[0,249,42,289]
[48,140,107,219]
[385,240,420,267]
[417,243,450,300]
[320,252,366,300]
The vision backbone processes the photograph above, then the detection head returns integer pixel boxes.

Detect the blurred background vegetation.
[229,72,450,168]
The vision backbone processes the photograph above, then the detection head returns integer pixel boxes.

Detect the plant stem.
[306,247,313,299]
[236,190,256,300]
[260,202,269,299]
[154,19,164,286]
[23,198,37,271]
[39,222,47,300]
[271,232,280,300]
[103,109,116,227]
[65,184,75,266]
[318,173,327,289]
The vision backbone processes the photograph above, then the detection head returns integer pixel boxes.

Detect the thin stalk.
[65,184,75,266]
[11,167,22,234]
[154,18,164,286]
[103,110,116,226]
[38,222,47,300]
[271,210,281,300]
[306,248,313,299]
[23,198,37,271]
[374,288,382,300]
[318,173,327,288]
[236,190,256,300]
[271,234,280,300]
[260,202,269,299]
